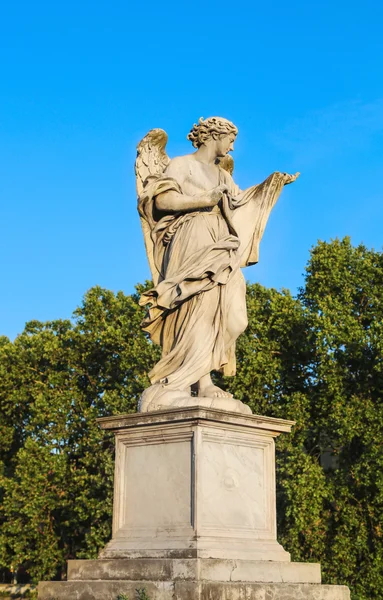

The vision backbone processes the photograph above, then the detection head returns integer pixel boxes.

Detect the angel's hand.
[208,184,229,205]
[281,172,300,186]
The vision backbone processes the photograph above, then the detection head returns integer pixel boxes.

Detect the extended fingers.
[283,171,300,185]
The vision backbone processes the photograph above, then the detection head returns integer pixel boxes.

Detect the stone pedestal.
[38,407,350,599]
[101,407,292,562]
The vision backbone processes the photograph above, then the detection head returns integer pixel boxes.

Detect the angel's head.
[187,117,238,158]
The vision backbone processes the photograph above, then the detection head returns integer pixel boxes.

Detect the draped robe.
[138,155,286,390]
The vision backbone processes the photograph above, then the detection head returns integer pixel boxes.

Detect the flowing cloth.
[138,160,286,389]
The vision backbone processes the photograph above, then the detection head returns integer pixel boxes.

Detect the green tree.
[219,237,383,600]
[299,238,383,599]
[0,286,158,581]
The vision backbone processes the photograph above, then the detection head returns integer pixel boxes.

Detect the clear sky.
[1,0,382,339]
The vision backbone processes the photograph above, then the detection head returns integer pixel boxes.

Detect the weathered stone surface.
[97,406,295,434]
[200,559,321,584]
[98,408,292,562]
[174,581,350,600]
[38,579,350,600]
[41,556,350,600]
[67,558,321,584]
[38,580,172,600]
[67,558,173,581]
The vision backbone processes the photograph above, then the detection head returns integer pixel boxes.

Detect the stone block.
[98,407,294,561]
[38,579,350,600]
[174,581,350,600]
[67,557,321,584]
[38,580,172,600]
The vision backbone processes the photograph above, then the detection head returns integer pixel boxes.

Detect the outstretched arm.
[232,171,300,199]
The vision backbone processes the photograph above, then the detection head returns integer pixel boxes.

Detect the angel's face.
[214,133,236,158]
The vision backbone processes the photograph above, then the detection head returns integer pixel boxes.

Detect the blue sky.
[1,0,383,339]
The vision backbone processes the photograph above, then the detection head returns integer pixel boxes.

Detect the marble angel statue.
[135,117,299,414]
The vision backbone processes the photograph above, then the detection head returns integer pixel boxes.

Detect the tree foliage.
[0,286,158,581]
[1,238,382,599]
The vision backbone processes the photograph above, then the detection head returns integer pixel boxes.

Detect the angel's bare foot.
[197,374,233,399]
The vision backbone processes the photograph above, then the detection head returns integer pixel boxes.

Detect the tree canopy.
[1,237,382,600]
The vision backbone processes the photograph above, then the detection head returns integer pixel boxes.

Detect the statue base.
[38,407,350,599]
[38,557,350,599]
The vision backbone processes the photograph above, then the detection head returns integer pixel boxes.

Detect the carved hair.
[187,117,238,148]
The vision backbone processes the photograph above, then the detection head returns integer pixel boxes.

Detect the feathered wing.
[135,129,170,284]
[217,154,234,176]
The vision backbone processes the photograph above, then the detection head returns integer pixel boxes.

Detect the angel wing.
[217,154,234,176]
[135,129,170,285]
[135,129,170,196]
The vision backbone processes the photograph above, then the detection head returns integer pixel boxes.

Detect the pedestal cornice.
[97,405,295,435]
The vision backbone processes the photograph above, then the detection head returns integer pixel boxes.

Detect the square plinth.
[38,559,350,600]
[97,407,294,561]
[38,557,352,600]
